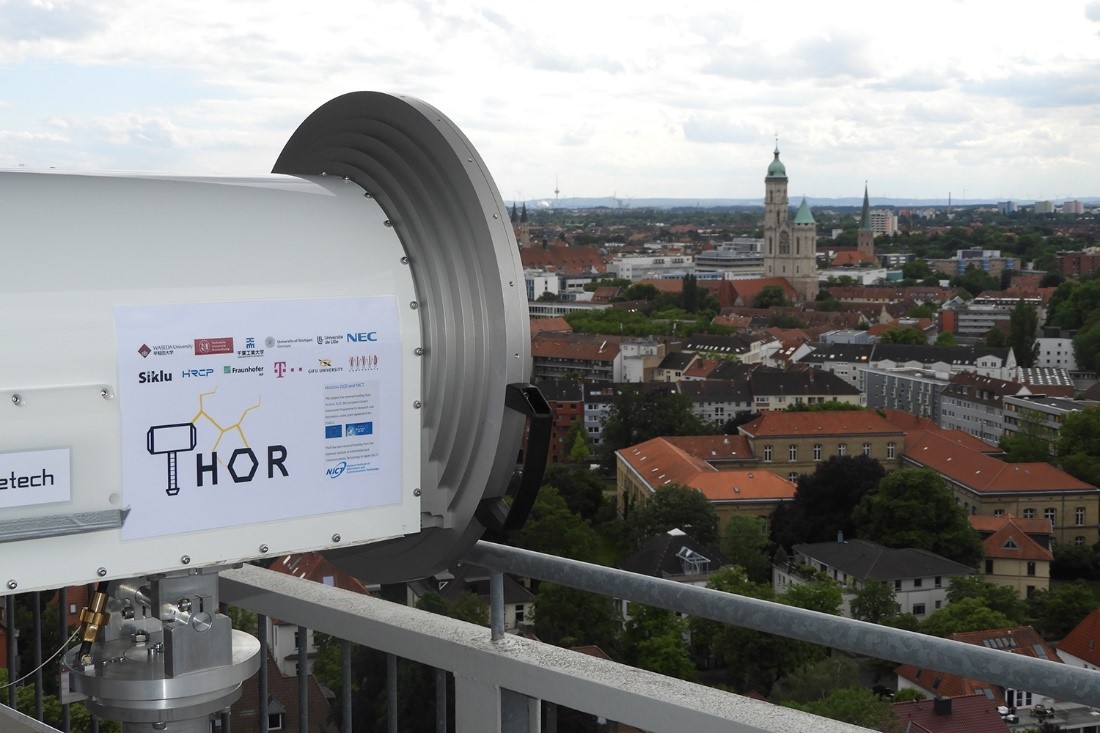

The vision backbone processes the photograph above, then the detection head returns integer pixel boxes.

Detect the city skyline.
[1,1,1099,202]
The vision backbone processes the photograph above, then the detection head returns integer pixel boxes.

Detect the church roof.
[793,196,815,224]
[767,145,787,178]
[859,184,872,230]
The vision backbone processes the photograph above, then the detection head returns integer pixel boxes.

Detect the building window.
[1076,536,1087,546]
[838,443,847,456]
[862,443,871,456]
[886,442,895,459]
[763,445,773,462]
[515,605,525,623]
[788,472,798,483]
[994,508,1005,517]
[985,559,994,574]
[913,603,926,616]
[269,713,285,731]
[789,444,797,461]
[1045,507,1056,524]
[1023,508,1035,519]
[934,576,942,588]
[913,578,923,588]
[813,443,822,461]
[1027,561,1036,577]
[894,579,902,591]
[1077,507,1086,526]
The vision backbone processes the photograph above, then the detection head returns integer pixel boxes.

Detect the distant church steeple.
[857,182,874,257]
[762,143,817,302]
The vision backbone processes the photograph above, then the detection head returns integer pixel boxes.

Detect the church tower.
[762,145,818,302]
[857,183,874,258]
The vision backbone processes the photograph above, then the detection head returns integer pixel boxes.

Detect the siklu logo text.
[139,370,173,384]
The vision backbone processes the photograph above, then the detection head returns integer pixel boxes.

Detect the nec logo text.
[346,332,378,343]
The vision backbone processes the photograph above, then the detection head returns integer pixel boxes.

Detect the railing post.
[32,592,42,721]
[297,625,309,733]
[490,570,505,642]
[387,653,398,733]
[5,593,16,708]
[257,613,268,733]
[435,668,447,733]
[58,586,70,733]
[341,639,352,733]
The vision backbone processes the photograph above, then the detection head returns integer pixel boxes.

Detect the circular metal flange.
[65,630,260,724]
[274,92,530,582]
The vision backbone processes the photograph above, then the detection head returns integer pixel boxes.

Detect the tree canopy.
[601,386,709,461]
[770,455,886,550]
[627,483,720,547]
[1008,298,1039,367]
[849,580,901,624]
[620,604,696,680]
[878,327,927,345]
[920,597,1014,637]
[721,514,773,583]
[751,285,791,308]
[1057,407,1100,487]
[532,583,621,650]
[784,687,899,731]
[853,468,983,567]
[509,485,601,561]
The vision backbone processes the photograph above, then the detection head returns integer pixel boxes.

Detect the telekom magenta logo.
[274,362,287,378]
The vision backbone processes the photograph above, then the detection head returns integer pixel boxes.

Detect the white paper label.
[115,297,403,540]
[0,448,72,508]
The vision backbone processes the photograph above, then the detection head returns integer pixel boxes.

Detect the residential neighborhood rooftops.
[691,470,797,503]
[619,528,728,580]
[738,410,904,438]
[791,539,976,582]
[970,515,1054,561]
[892,694,1011,733]
[1057,607,1100,668]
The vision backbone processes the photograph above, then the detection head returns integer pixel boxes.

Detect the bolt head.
[6,580,16,590]
[180,555,191,565]
[331,533,341,543]
[97,567,107,577]
[259,544,269,554]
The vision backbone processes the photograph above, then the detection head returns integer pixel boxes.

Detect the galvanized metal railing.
[6,540,1100,732]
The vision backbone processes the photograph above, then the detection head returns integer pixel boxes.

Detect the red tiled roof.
[681,357,722,379]
[970,515,1054,561]
[520,245,607,274]
[529,317,573,335]
[738,410,904,438]
[1058,607,1100,666]
[896,626,1057,706]
[531,333,622,362]
[831,250,878,267]
[638,278,684,294]
[880,409,1007,454]
[729,277,799,306]
[969,513,1054,536]
[893,694,1010,733]
[617,436,798,503]
[904,430,1095,494]
[269,553,371,595]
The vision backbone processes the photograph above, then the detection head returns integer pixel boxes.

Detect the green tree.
[721,514,773,583]
[920,597,1014,637]
[1073,319,1100,373]
[0,670,111,733]
[945,575,1026,623]
[601,386,708,462]
[934,331,957,346]
[1056,407,1100,487]
[908,302,936,319]
[853,468,983,567]
[564,417,591,463]
[850,580,901,624]
[752,285,791,308]
[782,579,844,615]
[620,604,695,680]
[985,326,1008,348]
[785,400,865,412]
[540,463,606,522]
[628,483,720,547]
[536,290,560,302]
[1008,299,1039,367]
[771,656,861,704]
[784,687,899,731]
[689,567,824,694]
[770,455,886,550]
[510,485,600,561]
[1031,580,1098,638]
[768,311,809,329]
[999,407,1054,463]
[532,583,621,650]
[891,688,927,702]
[951,264,999,297]
[901,259,932,281]
[878,327,927,345]
[621,282,660,301]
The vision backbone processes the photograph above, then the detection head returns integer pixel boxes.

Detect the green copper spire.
[794,196,814,224]
[767,141,787,179]
[859,182,871,230]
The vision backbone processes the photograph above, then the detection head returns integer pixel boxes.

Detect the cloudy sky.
[1,0,1098,202]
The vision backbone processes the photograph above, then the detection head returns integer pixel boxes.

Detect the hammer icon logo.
[146,423,198,496]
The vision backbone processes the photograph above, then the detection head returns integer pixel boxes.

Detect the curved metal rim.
[273,92,529,582]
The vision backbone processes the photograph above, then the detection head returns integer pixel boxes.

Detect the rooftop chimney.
[933,697,952,716]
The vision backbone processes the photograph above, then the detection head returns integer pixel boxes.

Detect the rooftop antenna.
[554,175,560,208]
